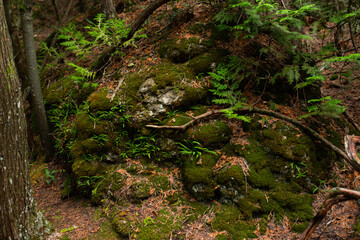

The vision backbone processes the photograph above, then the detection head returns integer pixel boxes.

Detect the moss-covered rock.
[110,210,132,238]
[119,62,207,124]
[89,88,118,112]
[44,75,97,107]
[72,159,106,177]
[183,167,215,200]
[75,113,95,140]
[187,48,229,75]
[187,120,231,148]
[159,38,209,63]
[212,205,258,239]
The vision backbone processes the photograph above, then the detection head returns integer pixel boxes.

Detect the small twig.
[146,109,225,130]
[110,77,125,101]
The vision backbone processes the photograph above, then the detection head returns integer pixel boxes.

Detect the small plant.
[299,96,346,119]
[60,225,77,233]
[313,179,327,193]
[45,169,57,184]
[124,133,161,160]
[290,162,307,178]
[143,217,155,226]
[177,140,217,161]
[209,64,251,122]
[92,134,109,146]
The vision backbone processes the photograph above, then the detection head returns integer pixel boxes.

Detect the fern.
[299,97,346,119]
[66,62,96,80]
[209,64,250,122]
[58,23,92,58]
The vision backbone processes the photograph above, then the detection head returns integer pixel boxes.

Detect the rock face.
[44,47,338,239]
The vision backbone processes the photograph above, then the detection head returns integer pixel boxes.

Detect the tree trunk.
[101,0,116,19]
[0,0,50,238]
[20,0,53,160]
[3,0,28,85]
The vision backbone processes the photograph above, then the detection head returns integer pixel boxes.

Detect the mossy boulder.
[187,48,229,75]
[72,159,107,177]
[89,88,118,112]
[44,75,97,107]
[159,38,209,63]
[183,166,215,200]
[91,170,128,204]
[187,120,231,148]
[110,210,133,238]
[119,63,207,124]
[212,205,258,239]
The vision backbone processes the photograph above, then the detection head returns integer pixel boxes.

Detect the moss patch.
[187,48,229,75]
[212,205,258,239]
[187,120,231,148]
[159,38,209,63]
[89,88,118,112]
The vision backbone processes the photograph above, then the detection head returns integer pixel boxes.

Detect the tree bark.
[20,0,54,160]
[101,0,116,19]
[0,0,50,238]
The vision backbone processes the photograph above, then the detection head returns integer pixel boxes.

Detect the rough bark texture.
[21,0,53,160]
[101,0,116,19]
[0,1,49,238]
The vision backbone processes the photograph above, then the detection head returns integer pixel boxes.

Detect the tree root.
[301,187,360,240]
[146,107,360,172]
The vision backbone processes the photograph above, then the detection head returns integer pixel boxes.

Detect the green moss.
[131,181,151,202]
[89,88,117,112]
[188,121,230,148]
[183,167,215,200]
[44,76,73,105]
[175,85,208,108]
[75,113,95,140]
[88,218,119,240]
[149,174,170,192]
[269,190,313,231]
[247,167,277,189]
[212,205,258,239]
[72,159,105,177]
[159,38,209,63]
[215,166,245,185]
[61,175,75,199]
[353,216,360,236]
[152,63,195,89]
[261,121,316,163]
[187,48,229,75]
[91,171,128,204]
[135,209,184,239]
[110,211,132,238]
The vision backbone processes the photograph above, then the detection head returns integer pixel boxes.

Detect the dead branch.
[344,135,360,165]
[146,107,360,172]
[301,187,360,240]
[146,109,225,130]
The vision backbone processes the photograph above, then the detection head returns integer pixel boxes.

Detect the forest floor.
[29,0,360,239]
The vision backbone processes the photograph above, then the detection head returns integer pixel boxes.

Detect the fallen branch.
[146,109,225,130]
[301,187,360,240]
[146,107,360,172]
